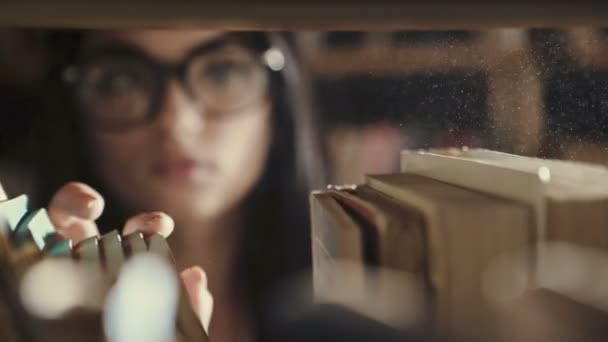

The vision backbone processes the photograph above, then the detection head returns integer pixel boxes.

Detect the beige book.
[366,173,533,339]
[328,186,427,275]
[75,236,101,262]
[311,189,428,328]
[401,148,608,251]
[423,148,608,183]
[147,233,209,342]
[100,231,125,279]
[310,191,368,299]
[124,232,147,256]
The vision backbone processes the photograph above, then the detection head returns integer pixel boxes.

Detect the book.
[311,148,608,340]
[401,148,608,250]
[310,190,367,301]
[310,188,428,329]
[0,194,208,342]
[368,173,532,337]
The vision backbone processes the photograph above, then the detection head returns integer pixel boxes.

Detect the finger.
[49,182,104,220]
[48,182,103,244]
[0,181,7,201]
[181,266,214,332]
[49,209,99,245]
[122,212,174,238]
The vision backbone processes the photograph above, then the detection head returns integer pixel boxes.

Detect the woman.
[32,29,326,342]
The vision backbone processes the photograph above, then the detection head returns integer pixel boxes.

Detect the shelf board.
[305,45,504,76]
[1,2,608,29]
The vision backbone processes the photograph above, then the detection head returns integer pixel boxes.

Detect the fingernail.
[185,266,207,288]
[76,194,98,218]
[84,197,96,208]
[57,192,98,219]
[144,213,163,227]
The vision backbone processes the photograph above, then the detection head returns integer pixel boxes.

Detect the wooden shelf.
[301,30,531,75]
[567,28,608,69]
[302,29,543,155]
[305,45,489,76]
[1,1,608,29]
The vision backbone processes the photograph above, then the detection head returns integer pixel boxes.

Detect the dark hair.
[33,30,326,340]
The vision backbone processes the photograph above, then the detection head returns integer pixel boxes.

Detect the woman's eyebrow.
[80,33,235,63]
[79,41,149,62]
[185,34,235,56]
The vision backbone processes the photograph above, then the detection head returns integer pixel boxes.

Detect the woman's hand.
[16,181,212,331]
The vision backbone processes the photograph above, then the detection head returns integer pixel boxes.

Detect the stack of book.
[311,148,608,341]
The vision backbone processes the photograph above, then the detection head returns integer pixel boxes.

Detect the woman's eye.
[203,61,251,86]
[86,62,150,97]
[97,71,141,94]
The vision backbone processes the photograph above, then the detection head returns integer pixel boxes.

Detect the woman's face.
[79,30,273,223]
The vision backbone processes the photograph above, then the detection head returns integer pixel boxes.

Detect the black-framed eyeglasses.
[63,33,285,132]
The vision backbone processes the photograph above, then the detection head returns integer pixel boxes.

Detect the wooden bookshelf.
[0,1,608,29]
[537,28,608,165]
[567,28,608,69]
[301,30,544,156]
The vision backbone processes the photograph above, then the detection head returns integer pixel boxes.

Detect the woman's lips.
[151,158,215,182]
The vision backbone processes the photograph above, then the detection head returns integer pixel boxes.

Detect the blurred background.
[2,28,608,192]
[3,27,608,342]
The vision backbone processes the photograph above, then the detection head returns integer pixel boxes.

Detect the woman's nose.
[155,80,206,138]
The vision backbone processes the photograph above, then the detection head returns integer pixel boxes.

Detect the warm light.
[103,254,179,342]
[263,48,285,71]
[20,259,102,319]
[538,166,551,183]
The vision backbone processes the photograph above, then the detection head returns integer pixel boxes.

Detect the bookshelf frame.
[0,2,608,30]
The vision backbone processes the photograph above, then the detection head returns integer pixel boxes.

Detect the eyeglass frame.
[62,33,285,133]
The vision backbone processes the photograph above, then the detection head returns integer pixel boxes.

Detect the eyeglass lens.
[77,43,270,130]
